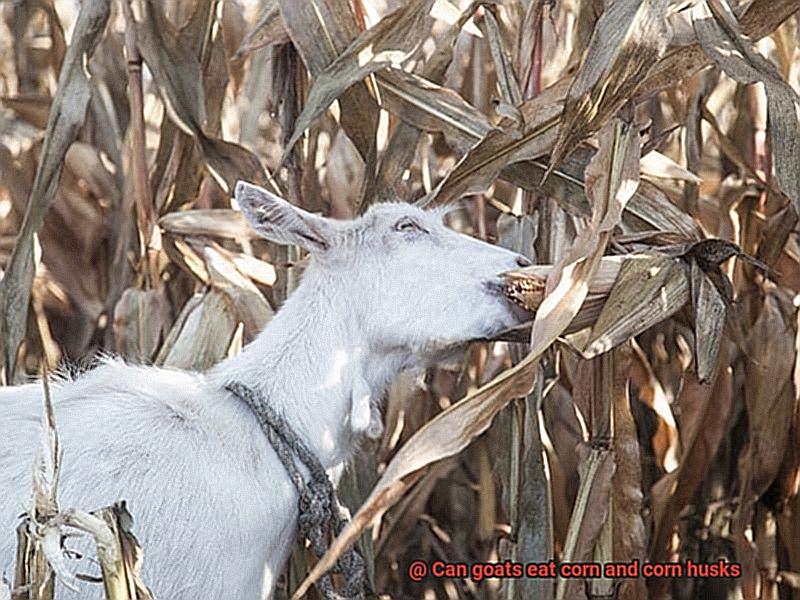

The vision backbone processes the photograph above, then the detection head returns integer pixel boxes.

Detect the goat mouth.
[484,279,535,326]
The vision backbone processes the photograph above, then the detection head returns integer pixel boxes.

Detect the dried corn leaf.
[690,259,726,383]
[378,69,492,154]
[363,0,482,207]
[742,291,795,497]
[283,0,435,158]
[426,77,568,206]
[234,0,289,59]
[204,246,273,341]
[156,291,237,370]
[692,0,800,218]
[650,348,732,563]
[638,0,799,97]
[546,0,670,178]
[0,0,110,382]
[278,0,379,159]
[583,255,690,358]
[480,5,521,107]
[134,0,266,192]
[159,209,258,240]
[112,288,169,363]
[501,152,703,240]
[610,349,648,600]
[640,150,702,183]
[555,445,615,600]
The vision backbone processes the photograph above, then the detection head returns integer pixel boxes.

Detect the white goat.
[0,181,530,599]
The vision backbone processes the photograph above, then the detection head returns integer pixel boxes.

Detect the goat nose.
[515,255,532,267]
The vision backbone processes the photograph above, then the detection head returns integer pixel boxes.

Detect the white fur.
[0,182,528,599]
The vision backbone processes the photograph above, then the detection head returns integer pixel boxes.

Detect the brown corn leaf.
[612,349,649,600]
[156,291,237,370]
[278,0,379,160]
[0,0,110,382]
[134,0,266,192]
[583,255,690,358]
[112,288,169,363]
[692,0,800,218]
[480,5,522,107]
[282,0,435,160]
[545,0,670,180]
[363,0,483,207]
[742,291,796,498]
[234,0,290,60]
[204,246,273,343]
[690,259,727,383]
[650,345,732,565]
[425,77,568,206]
[555,445,615,600]
[378,69,492,155]
[501,152,703,240]
[159,209,258,240]
[637,0,799,98]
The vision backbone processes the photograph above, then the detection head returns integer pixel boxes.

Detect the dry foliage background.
[1,0,800,599]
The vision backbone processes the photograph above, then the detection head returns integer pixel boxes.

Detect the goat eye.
[394,217,420,233]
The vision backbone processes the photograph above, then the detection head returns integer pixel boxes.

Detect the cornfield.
[1,0,800,599]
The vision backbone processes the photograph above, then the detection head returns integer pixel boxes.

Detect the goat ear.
[235,180,332,253]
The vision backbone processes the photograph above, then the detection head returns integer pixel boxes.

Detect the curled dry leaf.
[425,77,568,206]
[282,0,435,161]
[134,0,266,192]
[234,0,290,60]
[638,0,800,98]
[546,0,670,179]
[278,0,379,159]
[159,209,258,240]
[156,290,237,371]
[611,350,649,600]
[650,346,732,566]
[692,0,800,218]
[740,290,795,501]
[204,245,273,341]
[690,259,726,383]
[379,69,492,155]
[583,255,690,359]
[555,445,616,600]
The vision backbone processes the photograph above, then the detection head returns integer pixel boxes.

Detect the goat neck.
[210,261,408,471]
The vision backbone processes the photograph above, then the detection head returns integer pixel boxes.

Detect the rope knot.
[225,382,368,600]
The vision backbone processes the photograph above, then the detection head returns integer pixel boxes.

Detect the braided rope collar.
[225,382,368,600]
